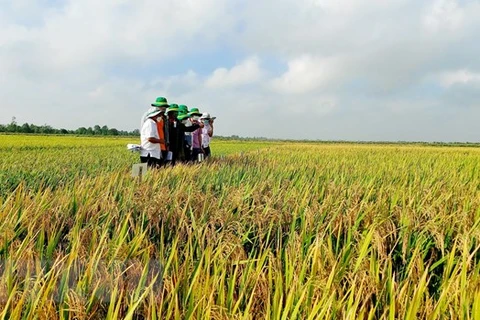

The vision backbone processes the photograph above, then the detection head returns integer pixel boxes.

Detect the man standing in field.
[167,105,201,165]
[140,107,164,168]
[141,97,168,128]
[152,98,169,165]
[178,105,192,162]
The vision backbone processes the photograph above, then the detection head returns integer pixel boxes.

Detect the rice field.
[1,134,480,319]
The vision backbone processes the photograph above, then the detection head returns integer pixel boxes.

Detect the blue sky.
[1,0,480,141]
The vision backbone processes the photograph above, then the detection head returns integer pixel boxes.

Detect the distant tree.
[101,125,109,135]
[40,125,54,134]
[108,128,119,136]
[7,117,18,132]
[93,125,101,135]
[0,120,139,136]
[76,127,87,135]
[21,123,33,133]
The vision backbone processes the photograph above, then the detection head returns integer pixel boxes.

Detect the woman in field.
[189,108,204,162]
[200,112,214,158]
[177,111,192,163]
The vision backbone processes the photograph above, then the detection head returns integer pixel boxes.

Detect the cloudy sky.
[1,0,480,141]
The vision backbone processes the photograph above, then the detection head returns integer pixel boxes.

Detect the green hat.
[166,104,180,113]
[151,97,169,107]
[178,104,188,113]
[177,113,191,121]
[188,107,202,116]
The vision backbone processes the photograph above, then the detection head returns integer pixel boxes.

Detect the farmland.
[1,134,480,319]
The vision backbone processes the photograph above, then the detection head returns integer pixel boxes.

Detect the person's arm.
[147,137,164,144]
[145,119,164,144]
[184,123,200,132]
[207,122,213,137]
[198,130,203,153]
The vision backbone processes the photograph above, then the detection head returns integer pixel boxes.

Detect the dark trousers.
[191,148,203,162]
[161,150,169,167]
[140,155,161,168]
[184,144,192,163]
[203,146,211,158]
[169,149,178,166]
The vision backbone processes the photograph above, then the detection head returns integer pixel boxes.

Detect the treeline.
[0,119,139,136]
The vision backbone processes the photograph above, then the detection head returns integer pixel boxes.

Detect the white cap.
[146,106,162,118]
[200,112,211,119]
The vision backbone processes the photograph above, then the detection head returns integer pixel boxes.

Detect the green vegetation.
[0,118,138,136]
[1,136,480,319]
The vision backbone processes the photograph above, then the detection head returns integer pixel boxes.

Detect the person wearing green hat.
[177,112,190,121]
[140,107,165,168]
[178,104,189,113]
[141,97,169,131]
[177,111,193,162]
[177,105,194,162]
[166,105,201,165]
[140,97,169,166]
[188,107,202,120]
[152,96,169,107]
[187,108,205,162]
[154,99,170,166]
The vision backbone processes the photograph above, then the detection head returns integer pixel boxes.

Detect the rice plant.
[1,135,480,319]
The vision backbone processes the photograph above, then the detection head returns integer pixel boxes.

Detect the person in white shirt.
[141,96,169,130]
[200,112,215,158]
[140,107,164,168]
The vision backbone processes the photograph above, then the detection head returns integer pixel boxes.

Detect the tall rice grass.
[1,136,480,318]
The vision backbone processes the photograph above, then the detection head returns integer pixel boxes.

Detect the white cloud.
[150,70,200,95]
[205,57,263,88]
[2,0,480,141]
[270,55,342,94]
[285,95,337,115]
[1,0,236,69]
[438,69,480,87]
[423,0,465,32]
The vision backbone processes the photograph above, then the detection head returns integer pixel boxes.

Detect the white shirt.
[140,118,161,159]
[201,123,212,147]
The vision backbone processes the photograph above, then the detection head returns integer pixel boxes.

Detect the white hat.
[200,112,211,119]
[146,106,162,118]
[200,112,216,120]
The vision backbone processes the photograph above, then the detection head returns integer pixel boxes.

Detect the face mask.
[203,120,209,125]
[193,116,200,121]
[181,120,187,124]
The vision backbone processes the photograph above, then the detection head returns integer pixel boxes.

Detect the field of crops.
[1,134,480,319]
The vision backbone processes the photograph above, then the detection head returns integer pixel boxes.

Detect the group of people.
[140,96,215,167]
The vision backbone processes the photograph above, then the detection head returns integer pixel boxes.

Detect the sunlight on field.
[0,135,274,197]
[1,135,480,319]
